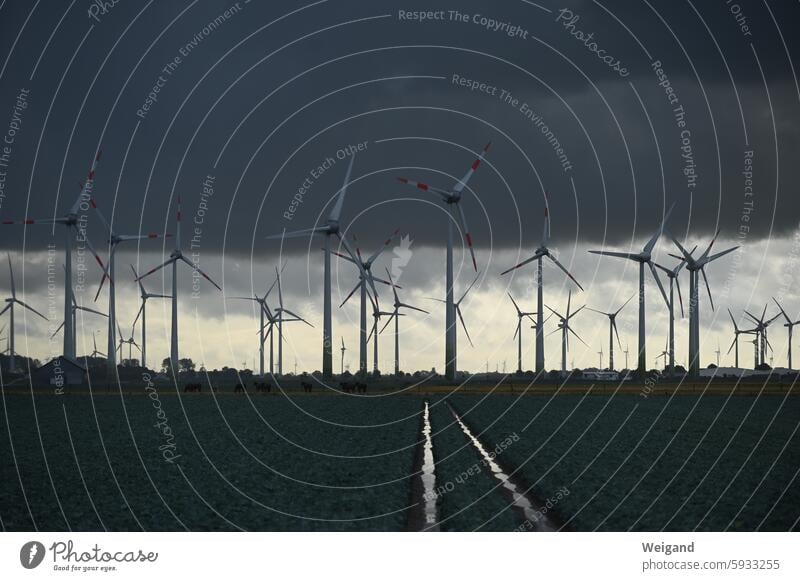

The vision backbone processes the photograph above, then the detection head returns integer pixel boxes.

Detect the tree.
[178,358,195,372]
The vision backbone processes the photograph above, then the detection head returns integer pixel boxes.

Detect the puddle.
[420,401,439,529]
[449,404,557,532]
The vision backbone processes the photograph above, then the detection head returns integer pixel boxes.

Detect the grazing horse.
[339,381,353,393]
[233,383,245,394]
[255,381,271,393]
[301,381,313,393]
[183,383,201,393]
[356,382,367,393]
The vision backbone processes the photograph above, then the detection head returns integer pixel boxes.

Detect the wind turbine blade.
[15,300,48,321]
[339,280,362,308]
[568,325,589,348]
[453,141,491,193]
[331,249,357,264]
[280,309,313,327]
[647,261,670,307]
[726,336,737,355]
[179,255,222,291]
[399,302,428,314]
[366,229,399,266]
[700,268,714,311]
[456,306,473,347]
[458,272,480,304]
[266,226,329,240]
[499,252,544,276]
[615,293,636,315]
[395,177,451,201]
[379,311,397,334]
[675,276,685,318]
[706,245,739,263]
[727,308,739,332]
[7,254,15,298]
[547,254,584,291]
[330,154,355,222]
[132,302,145,329]
[73,226,111,281]
[75,305,107,318]
[613,319,622,348]
[772,297,790,323]
[456,203,477,271]
[588,250,639,261]
[136,258,173,282]
[507,293,522,315]
[89,198,112,236]
[642,203,673,255]
[384,267,400,304]
[50,321,65,339]
[69,150,102,216]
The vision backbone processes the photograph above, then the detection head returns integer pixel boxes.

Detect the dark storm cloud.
[0,0,797,263]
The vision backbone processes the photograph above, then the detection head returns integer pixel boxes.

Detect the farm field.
[1,390,798,531]
[443,393,800,531]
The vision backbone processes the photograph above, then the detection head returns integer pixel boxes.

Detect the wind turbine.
[136,197,221,375]
[597,345,604,370]
[715,343,721,367]
[0,255,48,372]
[226,265,282,376]
[379,268,428,375]
[340,337,346,375]
[116,322,140,364]
[744,305,780,367]
[89,331,105,358]
[726,308,754,369]
[130,265,171,370]
[368,302,395,373]
[2,151,107,360]
[772,297,800,370]
[507,293,536,373]
[654,258,687,372]
[655,344,669,369]
[428,273,481,373]
[267,155,363,379]
[51,269,107,349]
[670,230,738,376]
[500,204,583,374]
[589,207,672,375]
[546,290,586,375]
[335,231,397,373]
[273,265,313,375]
[624,344,630,370]
[396,142,490,380]
[90,198,169,374]
[586,294,634,371]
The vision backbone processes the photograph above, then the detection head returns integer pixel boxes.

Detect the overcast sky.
[0,0,798,372]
